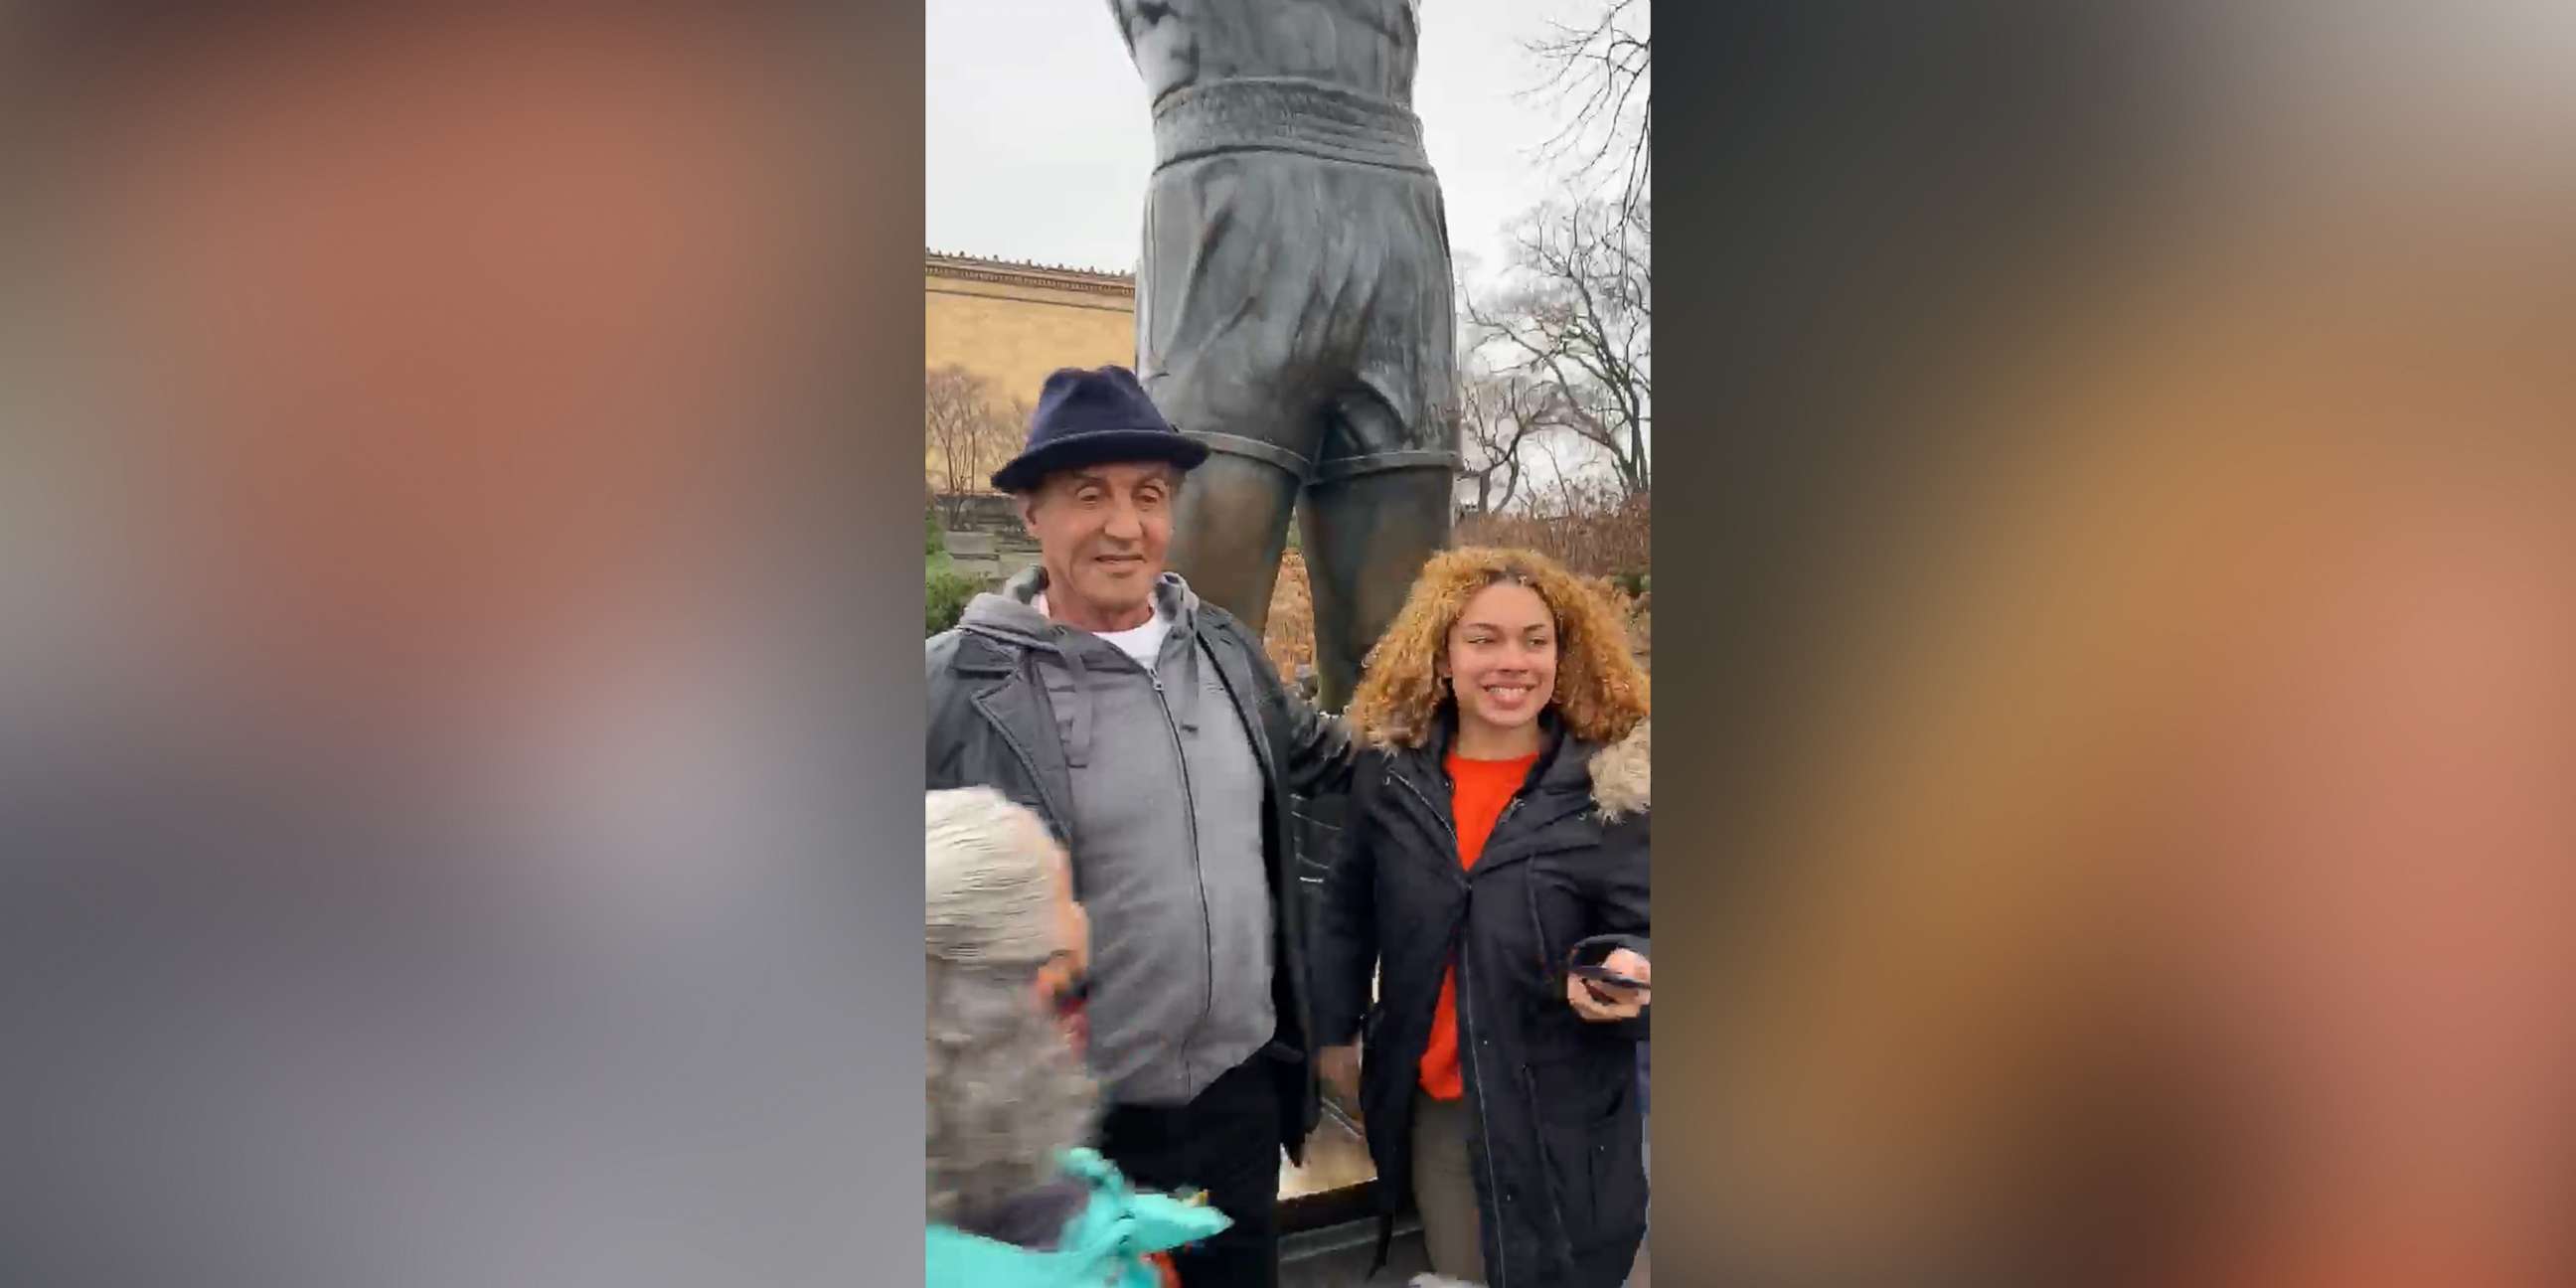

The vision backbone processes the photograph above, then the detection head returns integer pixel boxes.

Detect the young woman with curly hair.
[1309,548,1651,1288]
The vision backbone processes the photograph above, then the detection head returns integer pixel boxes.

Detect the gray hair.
[926,787,1059,967]
[923,788,1096,1225]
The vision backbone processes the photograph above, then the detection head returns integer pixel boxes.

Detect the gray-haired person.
[925,787,1225,1284]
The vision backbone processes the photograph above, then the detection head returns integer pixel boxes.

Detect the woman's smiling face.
[1445,580,1559,736]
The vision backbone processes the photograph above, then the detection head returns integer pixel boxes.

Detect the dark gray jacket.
[947,573,1273,1107]
[925,570,1356,1161]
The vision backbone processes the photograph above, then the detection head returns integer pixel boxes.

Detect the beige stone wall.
[924,253,1135,483]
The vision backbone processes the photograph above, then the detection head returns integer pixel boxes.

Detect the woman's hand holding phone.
[1567,947,1652,1022]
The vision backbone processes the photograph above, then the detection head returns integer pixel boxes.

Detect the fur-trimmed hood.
[1588,720,1651,822]
[1360,711,1651,822]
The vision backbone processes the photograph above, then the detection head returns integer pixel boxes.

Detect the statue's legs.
[1166,444,1303,636]
[1302,457,1455,711]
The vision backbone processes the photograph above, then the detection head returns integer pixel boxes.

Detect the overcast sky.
[924,0,1588,288]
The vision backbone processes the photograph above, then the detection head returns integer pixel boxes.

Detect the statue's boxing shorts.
[1136,78,1460,484]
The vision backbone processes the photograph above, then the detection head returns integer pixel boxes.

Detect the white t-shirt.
[1037,592,1171,668]
[1092,607,1172,668]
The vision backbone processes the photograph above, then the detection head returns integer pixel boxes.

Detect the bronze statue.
[1109,0,1459,711]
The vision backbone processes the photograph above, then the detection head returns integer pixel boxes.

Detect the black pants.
[1097,1052,1283,1288]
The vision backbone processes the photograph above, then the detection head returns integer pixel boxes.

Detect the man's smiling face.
[1020,462,1179,633]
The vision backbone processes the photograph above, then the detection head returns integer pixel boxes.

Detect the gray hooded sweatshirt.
[955,570,1273,1106]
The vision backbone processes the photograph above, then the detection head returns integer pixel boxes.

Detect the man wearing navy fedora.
[927,366,1356,1286]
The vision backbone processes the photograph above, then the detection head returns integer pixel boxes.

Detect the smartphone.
[1569,962,1648,992]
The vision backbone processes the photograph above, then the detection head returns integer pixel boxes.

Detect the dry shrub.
[1263,549,1316,685]
[1259,544,1652,684]
[1456,487,1651,583]
[1628,590,1652,673]
[1580,576,1652,675]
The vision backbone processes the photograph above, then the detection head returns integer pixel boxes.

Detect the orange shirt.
[1417,750,1538,1100]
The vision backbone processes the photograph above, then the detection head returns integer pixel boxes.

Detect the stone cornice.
[925,249,1134,298]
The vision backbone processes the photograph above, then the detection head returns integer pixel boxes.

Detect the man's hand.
[1567,948,1652,1023]
[1318,1043,1363,1111]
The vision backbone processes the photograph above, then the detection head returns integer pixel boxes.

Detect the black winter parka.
[1311,712,1651,1288]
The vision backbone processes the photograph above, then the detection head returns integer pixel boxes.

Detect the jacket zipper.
[1493,788,1608,1276]
[1389,773,1472,886]
[1200,635,1325,1147]
[1143,661,1214,1075]
[1392,766,1519,1286]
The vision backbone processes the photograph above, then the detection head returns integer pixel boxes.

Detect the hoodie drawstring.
[1055,643,1095,768]
[1175,625,1205,732]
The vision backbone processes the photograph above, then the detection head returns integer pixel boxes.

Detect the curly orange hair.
[1345,546,1649,749]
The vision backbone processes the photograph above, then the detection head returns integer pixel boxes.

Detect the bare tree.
[1466,200,1652,497]
[1527,432,1603,518]
[1454,370,1553,516]
[924,366,1020,524]
[1528,0,1650,220]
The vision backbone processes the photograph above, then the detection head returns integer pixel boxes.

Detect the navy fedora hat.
[990,365,1209,494]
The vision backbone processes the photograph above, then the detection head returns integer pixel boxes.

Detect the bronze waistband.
[1151,77,1432,174]
[1183,429,1460,483]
